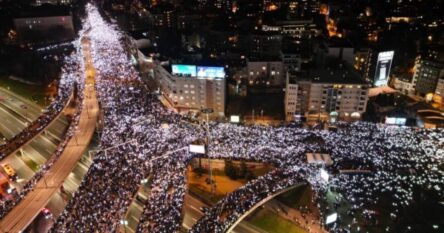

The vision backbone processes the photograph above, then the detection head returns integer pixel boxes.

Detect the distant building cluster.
[1,0,443,125]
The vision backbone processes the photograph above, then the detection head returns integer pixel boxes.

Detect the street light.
[120,219,128,233]
[74,126,80,146]
[141,178,148,192]
[200,108,215,197]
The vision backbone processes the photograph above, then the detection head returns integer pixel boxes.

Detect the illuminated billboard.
[197,66,225,79]
[189,144,206,154]
[230,115,240,123]
[374,51,394,87]
[326,213,338,224]
[385,117,406,126]
[172,65,196,77]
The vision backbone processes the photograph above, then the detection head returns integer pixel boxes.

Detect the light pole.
[252,108,255,124]
[74,126,79,146]
[120,219,128,233]
[38,165,49,188]
[141,178,148,193]
[201,108,214,197]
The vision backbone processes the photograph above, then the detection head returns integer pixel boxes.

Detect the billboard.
[374,51,394,87]
[326,213,338,224]
[172,65,196,77]
[230,115,240,123]
[189,144,206,154]
[197,66,225,79]
[385,117,406,126]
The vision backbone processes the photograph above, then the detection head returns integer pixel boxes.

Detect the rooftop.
[309,58,366,84]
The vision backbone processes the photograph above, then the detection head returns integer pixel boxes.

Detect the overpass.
[190,169,326,233]
[0,36,99,233]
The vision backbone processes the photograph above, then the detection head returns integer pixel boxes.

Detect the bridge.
[0,35,99,233]
[190,169,326,233]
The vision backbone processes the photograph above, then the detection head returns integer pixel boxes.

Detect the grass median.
[249,208,307,233]
[0,76,48,107]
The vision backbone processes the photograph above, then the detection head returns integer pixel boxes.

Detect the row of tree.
[224,160,255,180]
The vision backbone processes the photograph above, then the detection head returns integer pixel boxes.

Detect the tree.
[224,160,237,180]
[239,160,248,178]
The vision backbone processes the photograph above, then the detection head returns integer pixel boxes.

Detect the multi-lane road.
[0,38,100,233]
[0,88,70,192]
[0,88,67,140]
[121,182,267,233]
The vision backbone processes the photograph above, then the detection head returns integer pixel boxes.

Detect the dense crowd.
[0,50,78,160]
[191,168,309,232]
[50,5,200,232]
[0,47,85,218]
[7,3,440,233]
[192,122,444,232]
[136,152,189,233]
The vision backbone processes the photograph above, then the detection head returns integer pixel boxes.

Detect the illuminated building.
[249,31,282,59]
[354,48,372,81]
[246,60,284,86]
[13,16,75,42]
[285,58,369,122]
[154,64,226,118]
[412,57,444,96]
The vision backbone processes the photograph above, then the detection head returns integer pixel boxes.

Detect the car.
[42,208,53,219]
[1,164,16,179]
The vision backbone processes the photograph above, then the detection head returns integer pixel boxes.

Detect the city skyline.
[0,0,443,233]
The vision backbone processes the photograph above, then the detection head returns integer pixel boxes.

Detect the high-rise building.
[285,59,369,122]
[434,78,444,106]
[246,60,285,86]
[412,57,444,96]
[249,32,282,59]
[154,64,226,118]
[354,48,372,80]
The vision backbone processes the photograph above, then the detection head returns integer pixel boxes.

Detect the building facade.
[246,60,285,86]
[285,61,369,122]
[154,64,226,118]
[413,57,444,96]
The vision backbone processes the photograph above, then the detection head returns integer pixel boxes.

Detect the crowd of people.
[0,50,78,161]
[2,3,441,233]
[136,152,189,233]
[191,168,309,232]
[0,46,86,218]
[50,4,201,232]
[193,122,444,232]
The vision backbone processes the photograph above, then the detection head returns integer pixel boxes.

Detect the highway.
[24,136,99,232]
[0,88,67,140]
[0,88,71,194]
[0,38,99,233]
[120,185,265,233]
[3,121,69,191]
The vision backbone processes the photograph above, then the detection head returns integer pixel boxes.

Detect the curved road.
[0,39,99,233]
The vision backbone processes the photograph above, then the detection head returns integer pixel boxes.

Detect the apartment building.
[154,64,226,118]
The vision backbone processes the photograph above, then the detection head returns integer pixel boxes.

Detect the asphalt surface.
[22,135,99,233]
[0,39,99,232]
[0,88,67,140]
[0,89,70,194]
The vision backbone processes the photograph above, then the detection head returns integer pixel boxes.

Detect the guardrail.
[0,91,74,161]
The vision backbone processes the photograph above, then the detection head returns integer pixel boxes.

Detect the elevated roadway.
[0,38,99,233]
